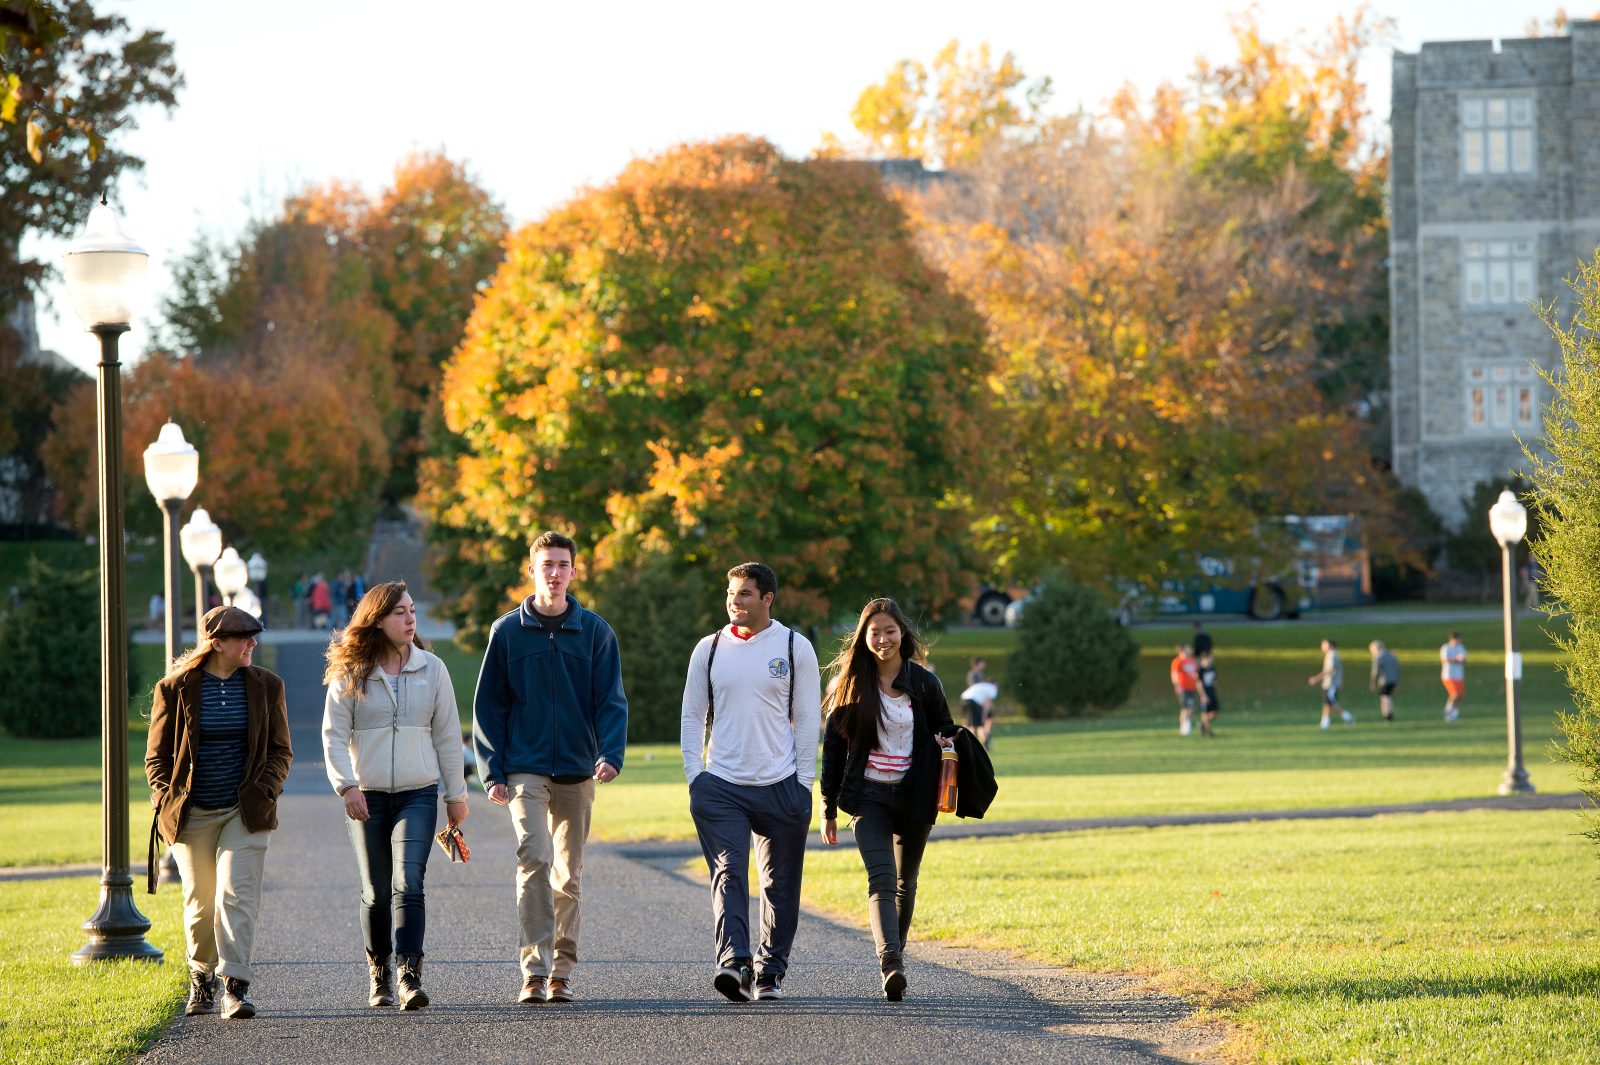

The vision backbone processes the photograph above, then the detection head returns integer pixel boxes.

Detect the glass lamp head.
[180,507,223,570]
[1488,489,1529,547]
[246,552,268,582]
[213,547,249,598]
[143,421,199,503]
[62,202,148,329]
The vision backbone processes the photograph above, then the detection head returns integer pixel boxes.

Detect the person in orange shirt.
[1169,644,1199,736]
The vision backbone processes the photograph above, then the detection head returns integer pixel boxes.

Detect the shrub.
[1010,577,1138,718]
[588,553,721,744]
[1528,255,1600,854]
[0,557,99,738]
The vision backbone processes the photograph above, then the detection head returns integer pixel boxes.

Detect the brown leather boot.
[221,977,256,1019]
[396,953,429,1010]
[367,951,396,1007]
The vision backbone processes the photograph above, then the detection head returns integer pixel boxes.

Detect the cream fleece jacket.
[322,646,468,803]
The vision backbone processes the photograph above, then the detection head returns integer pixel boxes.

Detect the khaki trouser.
[171,804,272,983]
[507,774,594,981]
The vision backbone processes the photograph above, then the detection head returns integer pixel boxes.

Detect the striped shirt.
[864,689,914,783]
[192,671,249,810]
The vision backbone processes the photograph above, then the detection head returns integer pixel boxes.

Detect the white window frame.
[1464,363,1539,433]
[1461,93,1535,176]
[1463,238,1536,308]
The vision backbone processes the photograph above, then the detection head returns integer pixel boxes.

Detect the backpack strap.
[787,627,795,721]
[703,629,721,747]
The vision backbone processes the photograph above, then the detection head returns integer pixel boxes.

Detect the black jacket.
[951,727,998,819]
[821,659,959,824]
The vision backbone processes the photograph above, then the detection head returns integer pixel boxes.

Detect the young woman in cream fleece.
[322,580,467,1011]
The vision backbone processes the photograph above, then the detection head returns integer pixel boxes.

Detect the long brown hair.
[323,580,429,700]
[823,598,925,748]
[162,639,220,683]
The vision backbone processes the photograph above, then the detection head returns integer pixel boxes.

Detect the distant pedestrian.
[1191,621,1213,659]
[149,591,165,630]
[1309,638,1352,729]
[820,598,959,1001]
[1523,555,1541,610]
[959,679,997,748]
[144,606,293,1021]
[965,656,987,689]
[1369,640,1401,723]
[473,531,628,1006]
[1170,644,1199,736]
[1196,651,1220,737]
[680,561,821,1003]
[292,574,309,629]
[310,574,333,630]
[1440,632,1467,722]
[322,580,468,1011]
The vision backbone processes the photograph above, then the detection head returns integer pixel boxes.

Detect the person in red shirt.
[1169,644,1200,736]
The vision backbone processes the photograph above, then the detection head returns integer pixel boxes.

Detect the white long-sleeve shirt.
[680,621,822,787]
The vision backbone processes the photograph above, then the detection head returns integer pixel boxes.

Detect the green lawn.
[802,809,1600,1064]
[0,876,187,1065]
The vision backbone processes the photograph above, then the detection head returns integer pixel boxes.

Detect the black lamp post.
[142,421,198,665]
[1489,489,1535,796]
[65,198,162,964]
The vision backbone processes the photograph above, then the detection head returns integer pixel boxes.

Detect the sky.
[27,0,1536,372]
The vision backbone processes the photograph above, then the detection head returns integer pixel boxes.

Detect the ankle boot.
[221,977,256,1019]
[366,951,396,1007]
[396,953,429,1010]
[185,970,216,1016]
[880,952,906,1002]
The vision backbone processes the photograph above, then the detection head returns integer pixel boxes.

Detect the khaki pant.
[171,804,272,982]
[507,774,594,981]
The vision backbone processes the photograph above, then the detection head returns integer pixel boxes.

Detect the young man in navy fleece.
[680,561,822,1002]
[473,530,628,1006]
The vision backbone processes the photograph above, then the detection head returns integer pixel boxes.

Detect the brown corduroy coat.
[145,664,294,847]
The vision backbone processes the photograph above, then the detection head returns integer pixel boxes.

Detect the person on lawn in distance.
[323,580,468,1010]
[820,597,960,1002]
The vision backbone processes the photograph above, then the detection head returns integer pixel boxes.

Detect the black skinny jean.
[851,779,933,968]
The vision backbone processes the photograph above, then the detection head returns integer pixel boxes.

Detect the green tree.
[1527,257,1600,850]
[0,555,97,737]
[0,0,181,306]
[1008,577,1138,719]
[421,137,990,646]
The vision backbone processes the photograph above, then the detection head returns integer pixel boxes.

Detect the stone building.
[1390,22,1600,528]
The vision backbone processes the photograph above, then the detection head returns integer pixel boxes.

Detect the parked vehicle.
[1002,516,1371,626]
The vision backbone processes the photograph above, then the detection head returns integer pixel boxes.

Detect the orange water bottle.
[936,748,959,813]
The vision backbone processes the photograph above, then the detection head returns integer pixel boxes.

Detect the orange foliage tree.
[421,137,989,647]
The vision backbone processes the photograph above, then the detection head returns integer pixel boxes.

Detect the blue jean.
[346,784,438,957]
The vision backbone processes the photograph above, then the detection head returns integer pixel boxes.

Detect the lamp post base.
[71,873,163,964]
[1498,768,1536,796]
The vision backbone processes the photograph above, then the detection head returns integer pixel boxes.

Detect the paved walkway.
[137,641,1218,1064]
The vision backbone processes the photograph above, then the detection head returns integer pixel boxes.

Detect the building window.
[1463,239,1535,307]
[1465,364,1539,432]
[1462,94,1535,175]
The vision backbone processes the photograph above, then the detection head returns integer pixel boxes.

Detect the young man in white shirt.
[680,562,822,1002]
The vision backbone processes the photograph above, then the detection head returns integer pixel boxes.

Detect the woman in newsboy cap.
[145,604,293,1020]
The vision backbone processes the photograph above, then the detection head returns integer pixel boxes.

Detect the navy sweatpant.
[688,771,812,978]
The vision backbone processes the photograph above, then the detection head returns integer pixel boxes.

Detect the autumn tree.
[421,137,989,648]
[824,40,1051,168]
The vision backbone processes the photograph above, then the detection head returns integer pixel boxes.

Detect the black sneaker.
[882,969,907,1002]
[185,970,216,1016]
[714,960,754,1002]
[754,973,783,1000]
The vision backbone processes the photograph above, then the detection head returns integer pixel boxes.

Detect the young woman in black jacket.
[820,598,959,1001]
